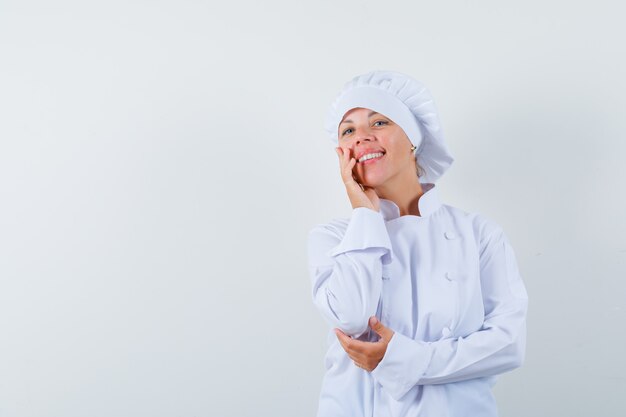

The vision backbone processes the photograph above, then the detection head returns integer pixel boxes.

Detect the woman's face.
[338,107,415,188]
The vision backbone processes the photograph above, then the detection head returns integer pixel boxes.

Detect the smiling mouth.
[358,152,385,164]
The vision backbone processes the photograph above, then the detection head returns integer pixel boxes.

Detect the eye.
[373,120,389,127]
[341,127,354,137]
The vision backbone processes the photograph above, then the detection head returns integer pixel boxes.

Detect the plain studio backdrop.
[1,1,625,416]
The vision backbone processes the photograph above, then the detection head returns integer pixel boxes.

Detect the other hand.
[334,316,395,372]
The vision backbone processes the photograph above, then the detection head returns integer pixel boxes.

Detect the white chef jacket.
[307,182,528,417]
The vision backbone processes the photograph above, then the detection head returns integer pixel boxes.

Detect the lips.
[359,153,385,165]
[355,148,386,161]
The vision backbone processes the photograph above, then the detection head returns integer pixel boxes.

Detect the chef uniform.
[307,71,528,417]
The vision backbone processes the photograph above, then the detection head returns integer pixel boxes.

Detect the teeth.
[359,152,384,163]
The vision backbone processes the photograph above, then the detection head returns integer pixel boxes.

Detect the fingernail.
[370,316,379,325]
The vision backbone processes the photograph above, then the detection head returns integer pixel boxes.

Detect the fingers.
[334,331,371,368]
[336,146,351,166]
[334,321,394,372]
[335,147,346,177]
[349,158,356,172]
[334,328,349,345]
[336,147,357,178]
[334,328,385,369]
[334,329,367,354]
[336,147,376,210]
[334,329,366,367]
[369,316,394,342]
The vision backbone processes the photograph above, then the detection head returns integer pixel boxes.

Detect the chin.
[361,177,384,188]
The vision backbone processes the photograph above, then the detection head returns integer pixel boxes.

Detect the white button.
[445,271,454,281]
[444,231,457,240]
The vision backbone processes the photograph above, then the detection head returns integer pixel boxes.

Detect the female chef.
[307,70,528,417]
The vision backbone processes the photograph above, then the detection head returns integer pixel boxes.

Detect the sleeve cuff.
[370,331,434,401]
[327,207,393,264]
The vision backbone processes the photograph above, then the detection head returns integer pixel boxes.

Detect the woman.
[307,71,528,417]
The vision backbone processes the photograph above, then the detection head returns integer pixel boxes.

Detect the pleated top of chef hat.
[324,70,454,183]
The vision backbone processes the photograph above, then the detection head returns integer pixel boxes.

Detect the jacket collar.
[379,183,442,221]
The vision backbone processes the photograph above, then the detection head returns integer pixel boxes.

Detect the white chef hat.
[324,70,454,183]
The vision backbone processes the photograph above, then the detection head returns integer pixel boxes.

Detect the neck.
[374,169,425,217]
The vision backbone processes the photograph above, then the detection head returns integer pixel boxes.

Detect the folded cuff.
[370,332,434,401]
[327,207,393,264]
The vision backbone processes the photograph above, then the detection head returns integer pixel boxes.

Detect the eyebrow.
[340,111,380,125]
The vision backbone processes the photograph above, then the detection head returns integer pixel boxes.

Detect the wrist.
[344,179,363,191]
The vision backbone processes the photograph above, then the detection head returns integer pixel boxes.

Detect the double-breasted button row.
[444,230,458,283]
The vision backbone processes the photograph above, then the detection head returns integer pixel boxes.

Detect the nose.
[352,126,375,145]
[341,125,377,157]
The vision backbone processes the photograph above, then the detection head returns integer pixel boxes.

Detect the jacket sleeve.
[370,222,528,400]
[307,207,393,338]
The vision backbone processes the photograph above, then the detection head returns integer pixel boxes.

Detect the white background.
[1,1,625,416]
